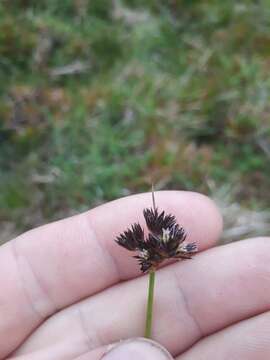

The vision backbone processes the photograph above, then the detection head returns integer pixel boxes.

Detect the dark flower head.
[115,191,197,273]
[115,223,144,251]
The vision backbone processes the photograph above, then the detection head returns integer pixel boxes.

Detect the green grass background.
[0,0,270,239]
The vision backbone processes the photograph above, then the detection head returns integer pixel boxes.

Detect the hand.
[1,191,269,359]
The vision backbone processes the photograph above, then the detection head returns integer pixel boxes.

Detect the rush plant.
[115,188,197,338]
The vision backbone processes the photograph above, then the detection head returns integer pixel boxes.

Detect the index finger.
[0,191,222,358]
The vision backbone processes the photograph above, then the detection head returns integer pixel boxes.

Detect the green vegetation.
[1,1,270,236]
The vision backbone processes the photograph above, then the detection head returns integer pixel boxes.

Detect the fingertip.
[101,338,173,360]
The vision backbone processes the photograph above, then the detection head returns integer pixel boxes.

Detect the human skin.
[1,191,270,359]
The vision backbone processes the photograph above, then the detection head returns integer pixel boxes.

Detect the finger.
[14,237,270,358]
[0,191,222,358]
[178,311,270,359]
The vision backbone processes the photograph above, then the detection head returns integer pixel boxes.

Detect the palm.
[1,192,269,360]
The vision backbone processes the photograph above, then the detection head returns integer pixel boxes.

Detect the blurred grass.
[0,0,270,239]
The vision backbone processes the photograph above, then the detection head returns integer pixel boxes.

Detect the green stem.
[144,270,156,338]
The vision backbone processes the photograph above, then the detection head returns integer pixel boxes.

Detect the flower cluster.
[115,206,197,273]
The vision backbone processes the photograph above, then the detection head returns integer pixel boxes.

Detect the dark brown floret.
[143,208,176,236]
[168,224,187,244]
[174,242,198,259]
[184,242,197,252]
[115,223,144,251]
[134,246,163,273]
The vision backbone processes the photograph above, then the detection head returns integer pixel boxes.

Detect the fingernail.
[102,337,173,360]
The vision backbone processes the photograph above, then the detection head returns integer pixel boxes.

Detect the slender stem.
[144,270,156,338]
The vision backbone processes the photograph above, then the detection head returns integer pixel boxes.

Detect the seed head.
[115,190,197,272]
